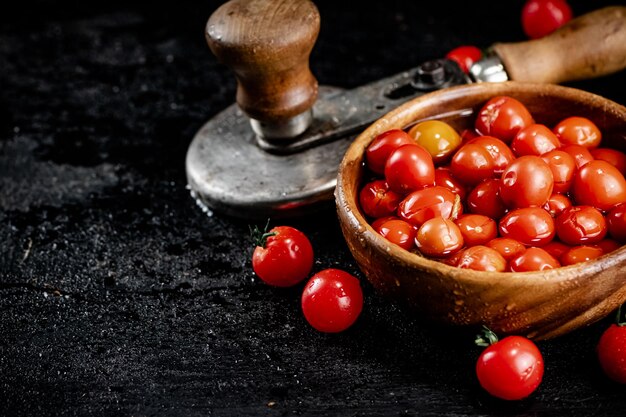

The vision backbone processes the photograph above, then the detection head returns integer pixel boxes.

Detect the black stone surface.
[2,1,626,416]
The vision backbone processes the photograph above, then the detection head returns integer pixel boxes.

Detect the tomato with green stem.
[252,224,314,287]
[475,327,544,400]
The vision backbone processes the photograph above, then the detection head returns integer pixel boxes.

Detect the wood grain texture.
[336,82,626,340]
[206,0,319,122]
[493,6,626,84]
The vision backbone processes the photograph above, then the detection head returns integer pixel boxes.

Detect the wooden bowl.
[335,82,626,340]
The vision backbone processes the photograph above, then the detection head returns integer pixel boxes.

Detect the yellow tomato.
[408,120,462,163]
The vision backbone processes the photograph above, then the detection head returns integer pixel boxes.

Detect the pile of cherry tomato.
[360,95,626,272]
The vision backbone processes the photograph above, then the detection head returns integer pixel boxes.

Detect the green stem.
[249,219,276,248]
[475,325,499,347]
[617,304,625,327]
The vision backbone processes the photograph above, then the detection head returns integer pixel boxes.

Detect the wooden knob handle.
[493,6,626,84]
[206,0,319,123]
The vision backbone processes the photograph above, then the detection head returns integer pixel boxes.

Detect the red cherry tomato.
[543,193,572,218]
[467,136,516,176]
[606,203,626,242]
[509,247,560,272]
[553,116,602,149]
[541,150,576,194]
[460,128,480,142]
[499,207,555,246]
[594,239,621,254]
[560,144,594,169]
[301,269,363,333]
[476,334,544,400]
[435,167,467,200]
[475,96,534,143]
[487,237,526,261]
[366,129,414,174]
[446,45,482,74]
[385,144,436,194]
[455,214,497,247]
[590,148,626,176]
[415,217,464,258]
[573,160,626,212]
[500,155,554,209]
[456,246,506,272]
[560,245,604,266]
[359,180,403,219]
[252,226,314,287]
[598,321,626,384]
[450,143,496,186]
[467,179,508,220]
[398,186,459,228]
[371,215,398,231]
[376,219,416,251]
[408,120,462,163]
[521,0,572,39]
[542,241,571,260]
[511,124,560,157]
[555,206,607,245]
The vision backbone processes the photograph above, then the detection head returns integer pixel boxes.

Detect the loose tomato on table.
[385,144,436,194]
[475,96,534,143]
[301,269,363,333]
[475,327,544,400]
[521,0,572,39]
[597,306,626,384]
[445,45,482,74]
[252,225,314,287]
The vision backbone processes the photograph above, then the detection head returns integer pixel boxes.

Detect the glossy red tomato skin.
[509,247,560,272]
[475,96,534,143]
[555,206,607,245]
[476,335,544,400]
[252,226,314,287]
[467,136,516,176]
[560,144,594,169]
[499,207,555,246]
[500,156,554,209]
[598,324,626,384]
[590,148,626,176]
[455,214,497,247]
[606,203,626,242]
[385,144,436,194]
[415,217,464,258]
[371,215,399,232]
[450,143,496,186]
[594,239,621,254]
[511,124,560,157]
[435,167,467,200]
[521,0,572,39]
[467,179,508,220]
[541,241,571,260]
[487,238,526,261]
[398,186,459,228]
[541,150,576,194]
[573,160,626,212]
[543,193,572,218]
[456,246,507,272]
[560,245,604,266]
[553,116,602,149]
[446,45,482,73]
[301,269,363,333]
[359,180,402,219]
[366,129,414,174]
[376,219,416,251]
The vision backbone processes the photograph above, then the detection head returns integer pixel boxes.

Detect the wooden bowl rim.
[336,81,626,286]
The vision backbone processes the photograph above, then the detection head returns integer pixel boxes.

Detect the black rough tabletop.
[2,1,626,416]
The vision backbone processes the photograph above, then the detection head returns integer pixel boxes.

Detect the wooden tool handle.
[493,6,626,84]
[206,0,319,122]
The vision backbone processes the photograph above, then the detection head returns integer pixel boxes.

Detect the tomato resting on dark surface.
[476,332,544,400]
[521,0,572,39]
[357,95,625,273]
[301,269,363,333]
[445,45,482,74]
[252,226,314,287]
[597,319,626,384]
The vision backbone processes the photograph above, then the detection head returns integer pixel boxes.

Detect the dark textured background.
[2,1,626,416]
